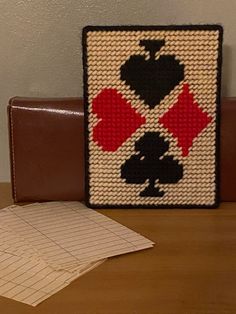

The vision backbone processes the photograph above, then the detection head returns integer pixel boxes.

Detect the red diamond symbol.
[159,83,212,157]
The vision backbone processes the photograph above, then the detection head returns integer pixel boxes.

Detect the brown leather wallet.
[8,97,84,202]
[8,97,236,203]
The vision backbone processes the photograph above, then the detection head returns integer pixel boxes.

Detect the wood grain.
[0,183,236,314]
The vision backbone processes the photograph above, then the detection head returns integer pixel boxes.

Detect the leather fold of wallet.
[8,97,84,202]
[8,97,236,203]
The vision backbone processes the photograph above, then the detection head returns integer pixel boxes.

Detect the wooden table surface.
[0,183,236,314]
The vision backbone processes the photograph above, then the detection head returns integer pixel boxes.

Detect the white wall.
[0,0,233,181]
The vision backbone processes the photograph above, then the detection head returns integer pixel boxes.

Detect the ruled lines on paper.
[0,224,37,260]
[0,250,103,306]
[0,202,154,306]
[1,202,154,270]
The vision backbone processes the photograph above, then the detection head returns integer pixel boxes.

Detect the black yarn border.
[82,24,223,209]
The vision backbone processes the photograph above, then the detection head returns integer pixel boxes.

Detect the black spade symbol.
[120,40,184,109]
[121,132,183,197]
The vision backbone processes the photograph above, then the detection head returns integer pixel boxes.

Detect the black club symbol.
[121,132,183,197]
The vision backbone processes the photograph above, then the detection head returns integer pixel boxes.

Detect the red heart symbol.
[92,88,146,151]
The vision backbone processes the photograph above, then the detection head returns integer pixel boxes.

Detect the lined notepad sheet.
[0,202,154,306]
[0,202,154,270]
[0,250,103,306]
[0,223,39,261]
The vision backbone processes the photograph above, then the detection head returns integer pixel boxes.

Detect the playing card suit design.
[92,88,146,152]
[121,132,183,197]
[159,83,213,156]
[120,40,184,109]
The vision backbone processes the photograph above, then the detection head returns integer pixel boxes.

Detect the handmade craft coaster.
[83,25,223,208]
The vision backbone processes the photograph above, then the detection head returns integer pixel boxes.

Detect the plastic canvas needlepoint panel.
[83,25,223,208]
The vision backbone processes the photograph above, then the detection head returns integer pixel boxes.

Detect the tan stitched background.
[87,29,219,206]
[0,0,234,181]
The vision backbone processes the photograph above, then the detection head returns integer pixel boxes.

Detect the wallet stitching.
[9,107,17,201]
